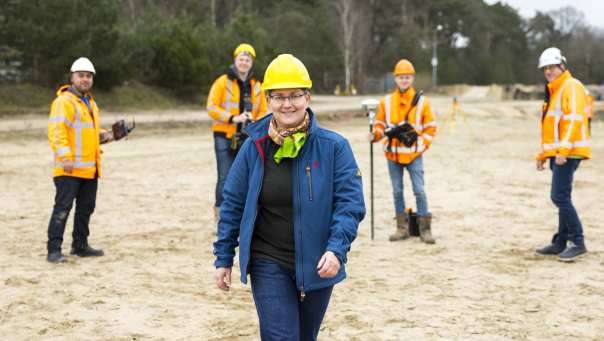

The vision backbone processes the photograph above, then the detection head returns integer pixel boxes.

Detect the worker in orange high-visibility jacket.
[535,47,591,262]
[369,59,437,244]
[206,43,268,222]
[46,57,114,263]
[585,90,594,135]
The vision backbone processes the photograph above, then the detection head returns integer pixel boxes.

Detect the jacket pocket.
[305,164,313,201]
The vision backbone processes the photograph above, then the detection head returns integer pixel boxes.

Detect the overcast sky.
[484,0,604,29]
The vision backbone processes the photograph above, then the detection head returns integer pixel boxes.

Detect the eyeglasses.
[543,65,562,72]
[268,92,307,106]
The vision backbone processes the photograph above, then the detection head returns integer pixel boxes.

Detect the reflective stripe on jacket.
[48,85,102,179]
[537,71,591,160]
[206,74,267,138]
[373,87,437,165]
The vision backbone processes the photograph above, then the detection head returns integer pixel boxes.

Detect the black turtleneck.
[250,139,295,269]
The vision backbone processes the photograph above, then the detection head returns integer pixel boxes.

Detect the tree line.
[1,0,603,99]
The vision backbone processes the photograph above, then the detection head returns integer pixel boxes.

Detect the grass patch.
[0,82,204,117]
[0,83,54,116]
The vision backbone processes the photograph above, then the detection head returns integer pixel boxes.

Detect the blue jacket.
[213,109,366,293]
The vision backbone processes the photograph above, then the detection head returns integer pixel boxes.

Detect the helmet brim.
[262,82,312,91]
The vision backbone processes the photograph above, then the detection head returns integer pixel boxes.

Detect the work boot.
[389,213,410,241]
[535,243,565,256]
[558,242,587,262]
[418,215,435,244]
[47,251,67,263]
[71,245,104,257]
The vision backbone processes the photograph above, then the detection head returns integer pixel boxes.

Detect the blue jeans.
[214,134,235,208]
[250,258,333,341]
[550,158,585,247]
[387,156,428,216]
[47,176,97,252]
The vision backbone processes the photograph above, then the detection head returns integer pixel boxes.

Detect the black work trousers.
[47,176,98,252]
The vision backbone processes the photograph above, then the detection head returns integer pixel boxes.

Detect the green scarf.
[274,132,306,164]
[268,112,310,164]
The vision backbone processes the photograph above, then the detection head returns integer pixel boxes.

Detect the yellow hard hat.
[393,59,415,75]
[262,54,312,91]
[233,43,256,59]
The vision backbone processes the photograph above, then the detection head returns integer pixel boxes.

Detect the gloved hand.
[384,127,398,139]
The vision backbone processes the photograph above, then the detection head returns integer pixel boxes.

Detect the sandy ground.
[1,98,603,340]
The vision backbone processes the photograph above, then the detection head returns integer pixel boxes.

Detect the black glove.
[384,126,399,139]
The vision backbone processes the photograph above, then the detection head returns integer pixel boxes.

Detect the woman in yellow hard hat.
[369,58,437,244]
[213,54,365,340]
[206,43,268,222]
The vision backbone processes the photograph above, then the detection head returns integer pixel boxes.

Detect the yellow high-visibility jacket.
[537,71,591,160]
[206,74,267,138]
[48,85,102,179]
[373,87,437,165]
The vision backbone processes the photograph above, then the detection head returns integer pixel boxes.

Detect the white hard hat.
[70,57,96,74]
[538,47,566,69]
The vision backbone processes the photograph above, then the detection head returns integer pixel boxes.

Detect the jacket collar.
[227,64,254,82]
[395,87,416,105]
[245,107,319,141]
[56,84,92,101]
[547,70,572,94]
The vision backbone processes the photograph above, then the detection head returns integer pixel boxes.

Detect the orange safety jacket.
[48,85,103,179]
[537,71,591,160]
[585,93,594,120]
[373,87,437,165]
[206,74,267,138]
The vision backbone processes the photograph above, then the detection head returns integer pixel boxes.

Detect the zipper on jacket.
[305,164,313,201]
[297,158,305,301]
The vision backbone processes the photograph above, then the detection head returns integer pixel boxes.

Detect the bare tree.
[127,0,136,25]
[335,0,355,92]
[334,0,373,93]
[548,6,586,37]
[210,0,216,27]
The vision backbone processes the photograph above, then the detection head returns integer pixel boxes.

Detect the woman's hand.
[555,154,567,166]
[536,159,546,171]
[317,251,340,278]
[214,267,232,291]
